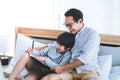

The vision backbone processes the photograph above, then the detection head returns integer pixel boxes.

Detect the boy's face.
[57,43,69,54]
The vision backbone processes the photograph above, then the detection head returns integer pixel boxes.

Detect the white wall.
[0,0,58,56]
[0,0,120,56]
[58,0,120,35]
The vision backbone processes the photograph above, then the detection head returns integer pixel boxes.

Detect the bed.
[3,27,120,80]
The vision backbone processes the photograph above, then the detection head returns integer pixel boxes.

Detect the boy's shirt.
[32,42,71,68]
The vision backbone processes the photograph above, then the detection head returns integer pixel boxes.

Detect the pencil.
[32,40,34,49]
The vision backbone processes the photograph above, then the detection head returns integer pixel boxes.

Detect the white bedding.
[110,66,120,80]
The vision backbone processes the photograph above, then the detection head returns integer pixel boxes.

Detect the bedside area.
[0,61,9,80]
[0,35,13,79]
[0,57,12,67]
[0,55,12,80]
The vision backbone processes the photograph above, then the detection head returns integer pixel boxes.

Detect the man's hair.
[57,32,75,50]
[64,8,83,22]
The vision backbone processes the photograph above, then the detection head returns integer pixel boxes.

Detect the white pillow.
[98,55,112,80]
[110,66,120,80]
[3,33,46,76]
[13,33,46,63]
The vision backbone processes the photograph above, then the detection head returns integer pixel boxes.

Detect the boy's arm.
[25,46,48,54]
[45,52,71,68]
[44,58,59,67]
[34,46,48,51]
[57,52,71,65]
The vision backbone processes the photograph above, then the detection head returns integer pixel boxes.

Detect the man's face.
[64,16,83,34]
[56,43,69,54]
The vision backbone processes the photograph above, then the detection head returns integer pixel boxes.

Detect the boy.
[9,32,75,80]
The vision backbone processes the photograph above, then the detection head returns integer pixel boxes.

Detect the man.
[42,8,100,80]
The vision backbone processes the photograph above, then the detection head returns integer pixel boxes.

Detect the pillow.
[3,33,47,76]
[14,33,46,63]
[98,55,112,80]
[110,66,120,80]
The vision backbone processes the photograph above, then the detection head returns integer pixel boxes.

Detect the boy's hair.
[64,8,83,22]
[57,32,75,50]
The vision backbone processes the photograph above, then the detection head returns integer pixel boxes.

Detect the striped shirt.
[71,25,100,73]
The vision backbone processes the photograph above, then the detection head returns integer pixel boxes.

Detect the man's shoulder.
[80,26,100,40]
[84,26,96,31]
[84,26,98,35]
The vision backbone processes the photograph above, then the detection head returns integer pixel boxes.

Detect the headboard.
[15,27,120,45]
[15,27,120,66]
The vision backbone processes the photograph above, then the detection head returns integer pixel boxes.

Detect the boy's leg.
[15,74,37,80]
[22,74,37,80]
[9,53,31,80]
[15,75,25,80]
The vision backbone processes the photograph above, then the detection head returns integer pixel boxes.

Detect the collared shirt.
[71,25,100,73]
[33,42,71,68]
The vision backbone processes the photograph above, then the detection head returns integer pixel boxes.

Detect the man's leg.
[9,53,31,80]
[41,71,73,80]
[72,70,100,80]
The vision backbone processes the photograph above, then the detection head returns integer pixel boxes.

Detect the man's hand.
[51,59,83,74]
[51,65,65,74]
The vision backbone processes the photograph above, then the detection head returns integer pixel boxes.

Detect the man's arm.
[51,59,84,73]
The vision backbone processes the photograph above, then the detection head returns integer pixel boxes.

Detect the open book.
[29,40,51,69]
[29,40,55,77]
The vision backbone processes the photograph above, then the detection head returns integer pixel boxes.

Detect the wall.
[0,0,57,56]
[0,0,120,56]
[58,0,120,35]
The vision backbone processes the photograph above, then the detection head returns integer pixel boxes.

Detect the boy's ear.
[78,18,83,23]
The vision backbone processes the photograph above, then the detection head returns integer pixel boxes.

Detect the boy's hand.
[35,56,46,61]
[26,47,35,54]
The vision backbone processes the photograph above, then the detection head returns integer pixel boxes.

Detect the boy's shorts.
[59,70,100,80]
[26,57,55,80]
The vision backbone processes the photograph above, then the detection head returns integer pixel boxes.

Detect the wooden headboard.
[15,27,120,46]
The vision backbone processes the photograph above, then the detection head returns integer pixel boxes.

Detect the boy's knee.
[22,53,30,60]
[23,52,29,57]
